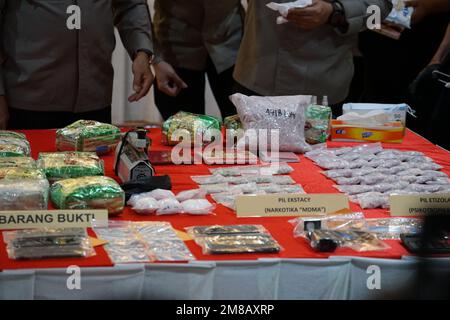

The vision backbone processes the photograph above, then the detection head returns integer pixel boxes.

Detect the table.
[1,129,450,299]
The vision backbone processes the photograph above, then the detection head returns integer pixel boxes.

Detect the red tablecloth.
[1,129,450,270]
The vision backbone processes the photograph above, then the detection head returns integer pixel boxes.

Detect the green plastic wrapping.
[162,111,221,146]
[305,105,332,144]
[0,167,47,180]
[0,131,31,157]
[224,114,244,146]
[0,179,49,210]
[38,152,104,182]
[50,176,125,215]
[56,120,121,155]
[0,157,36,168]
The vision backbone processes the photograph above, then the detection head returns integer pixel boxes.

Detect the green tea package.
[38,152,104,182]
[162,111,221,146]
[50,176,125,215]
[56,120,121,155]
[0,167,47,180]
[305,104,332,144]
[0,157,36,168]
[0,131,31,157]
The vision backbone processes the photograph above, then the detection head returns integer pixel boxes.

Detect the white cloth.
[266,0,313,24]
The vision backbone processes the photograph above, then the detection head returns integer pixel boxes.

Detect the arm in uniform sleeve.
[337,0,393,35]
[112,0,154,59]
[0,0,5,95]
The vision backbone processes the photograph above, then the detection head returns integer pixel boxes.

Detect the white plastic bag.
[230,93,311,153]
[181,199,215,215]
[266,0,312,24]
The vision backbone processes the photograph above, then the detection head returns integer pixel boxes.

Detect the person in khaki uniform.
[151,0,244,120]
[0,0,155,129]
[233,0,392,115]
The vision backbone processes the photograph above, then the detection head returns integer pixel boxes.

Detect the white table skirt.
[2,256,448,300]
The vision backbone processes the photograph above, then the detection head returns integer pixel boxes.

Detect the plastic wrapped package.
[426,177,450,185]
[385,0,414,28]
[209,167,241,177]
[0,179,49,210]
[224,176,252,185]
[156,198,183,215]
[145,189,176,201]
[279,184,305,193]
[132,197,159,215]
[211,193,238,210]
[95,221,194,263]
[335,176,361,185]
[268,175,296,185]
[188,225,281,255]
[162,111,221,146]
[323,169,354,179]
[229,182,258,194]
[200,183,230,194]
[406,184,445,193]
[191,175,226,185]
[133,222,194,261]
[397,168,424,177]
[347,159,370,169]
[308,230,390,252]
[56,120,121,155]
[351,168,377,177]
[366,218,423,240]
[399,175,418,183]
[50,176,125,215]
[176,189,207,202]
[3,228,94,260]
[360,173,388,185]
[415,162,443,171]
[181,199,215,215]
[0,157,35,168]
[372,182,408,193]
[187,225,267,238]
[0,131,31,157]
[230,93,311,153]
[415,175,439,184]
[420,170,448,178]
[354,192,389,209]
[305,149,350,169]
[224,114,244,146]
[38,152,104,181]
[334,184,374,195]
[256,183,284,194]
[0,167,46,180]
[305,104,332,144]
[377,159,402,169]
[290,212,367,236]
[345,143,383,156]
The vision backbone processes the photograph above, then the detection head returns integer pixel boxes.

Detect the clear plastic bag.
[360,173,387,185]
[230,93,312,153]
[366,218,423,240]
[146,189,176,200]
[156,198,183,215]
[176,189,207,202]
[354,192,389,209]
[0,179,49,210]
[191,175,226,185]
[290,212,367,236]
[187,224,281,255]
[334,184,374,195]
[0,132,31,157]
[308,230,390,252]
[4,228,94,260]
[200,183,230,194]
[323,169,353,179]
[132,197,159,215]
[335,176,361,185]
[95,221,194,263]
[181,199,215,215]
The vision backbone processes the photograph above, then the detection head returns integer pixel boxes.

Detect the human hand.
[128,51,155,102]
[154,61,188,97]
[286,0,333,30]
[0,96,9,129]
